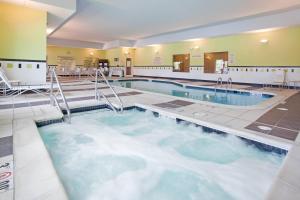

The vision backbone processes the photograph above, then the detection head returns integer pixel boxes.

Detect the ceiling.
[3,0,300,48]
[49,0,300,44]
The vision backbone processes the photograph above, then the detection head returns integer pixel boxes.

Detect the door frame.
[204,51,228,73]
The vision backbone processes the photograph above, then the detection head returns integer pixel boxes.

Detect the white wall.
[133,67,300,85]
[0,61,46,85]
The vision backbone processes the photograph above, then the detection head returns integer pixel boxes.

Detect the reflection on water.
[112,80,271,106]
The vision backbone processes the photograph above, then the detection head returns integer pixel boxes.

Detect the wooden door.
[173,54,190,72]
[126,58,132,75]
[204,52,228,73]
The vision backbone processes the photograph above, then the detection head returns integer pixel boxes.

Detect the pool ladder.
[50,67,71,123]
[227,77,232,90]
[215,77,232,92]
[215,77,223,92]
[95,69,123,112]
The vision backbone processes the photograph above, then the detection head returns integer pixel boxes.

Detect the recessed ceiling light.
[148,44,160,47]
[46,28,53,35]
[184,38,203,42]
[260,39,269,44]
[246,27,282,33]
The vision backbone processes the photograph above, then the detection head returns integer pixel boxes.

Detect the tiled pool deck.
[0,76,299,199]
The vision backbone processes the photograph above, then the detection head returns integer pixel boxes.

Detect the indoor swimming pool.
[39,108,285,200]
[111,80,273,106]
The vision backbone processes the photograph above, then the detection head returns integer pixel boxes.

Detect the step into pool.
[39,108,284,200]
[111,80,273,106]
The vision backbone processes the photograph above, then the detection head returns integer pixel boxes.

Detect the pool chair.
[0,69,56,97]
[288,80,300,90]
[264,69,288,89]
[272,69,289,89]
[1,68,71,122]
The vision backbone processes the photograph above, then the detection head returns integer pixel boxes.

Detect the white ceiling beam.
[47,38,104,49]
[134,7,300,47]
[102,40,135,50]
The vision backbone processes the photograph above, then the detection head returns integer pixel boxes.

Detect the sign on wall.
[228,53,235,65]
[57,56,75,69]
[153,56,162,65]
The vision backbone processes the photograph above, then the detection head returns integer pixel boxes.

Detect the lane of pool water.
[39,109,284,200]
[111,80,272,106]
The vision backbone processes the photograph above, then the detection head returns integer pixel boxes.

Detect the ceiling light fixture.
[260,39,269,44]
[247,27,282,33]
[185,38,203,42]
[148,44,160,47]
[46,28,53,35]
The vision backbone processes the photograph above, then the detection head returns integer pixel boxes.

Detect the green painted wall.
[105,48,122,65]
[0,3,47,60]
[47,46,106,66]
[134,26,300,66]
[47,26,300,67]
[105,47,135,66]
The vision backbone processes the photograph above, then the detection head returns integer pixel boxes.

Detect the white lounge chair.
[272,69,288,89]
[0,69,57,97]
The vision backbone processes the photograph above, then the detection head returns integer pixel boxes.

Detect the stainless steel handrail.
[227,77,232,89]
[95,69,123,112]
[215,77,223,92]
[95,89,117,112]
[50,67,71,123]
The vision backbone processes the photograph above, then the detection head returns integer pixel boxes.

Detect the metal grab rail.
[50,67,71,123]
[95,69,123,112]
[227,77,232,89]
[215,77,223,92]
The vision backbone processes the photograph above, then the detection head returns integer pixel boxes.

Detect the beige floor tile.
[0,123,13,138]
[0,189,13,200]
[225,118,252,129]
[223,109,247,118]
[266,179,300,200]
[205,114,235,124]
[279,157,300,189]
[289,144,300,162]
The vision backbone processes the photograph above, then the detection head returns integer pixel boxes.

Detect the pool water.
[39,109,284,200]
[111,80,272,106]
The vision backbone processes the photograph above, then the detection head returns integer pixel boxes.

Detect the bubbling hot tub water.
[39,109,284,200]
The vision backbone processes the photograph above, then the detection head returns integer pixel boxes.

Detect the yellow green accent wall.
[134,26,300,66]
[105,47,136,66]
[0,3,46,60]
[47,46,106,66]
[46,26,300,67]
[105,48,122,65]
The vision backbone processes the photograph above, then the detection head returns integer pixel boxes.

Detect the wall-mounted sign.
[0,160,13,193]
[83,56,93,68]
[153,56,162,65]
[228,53,235,64]
[57,56,75,69]
[113,58,120,66]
